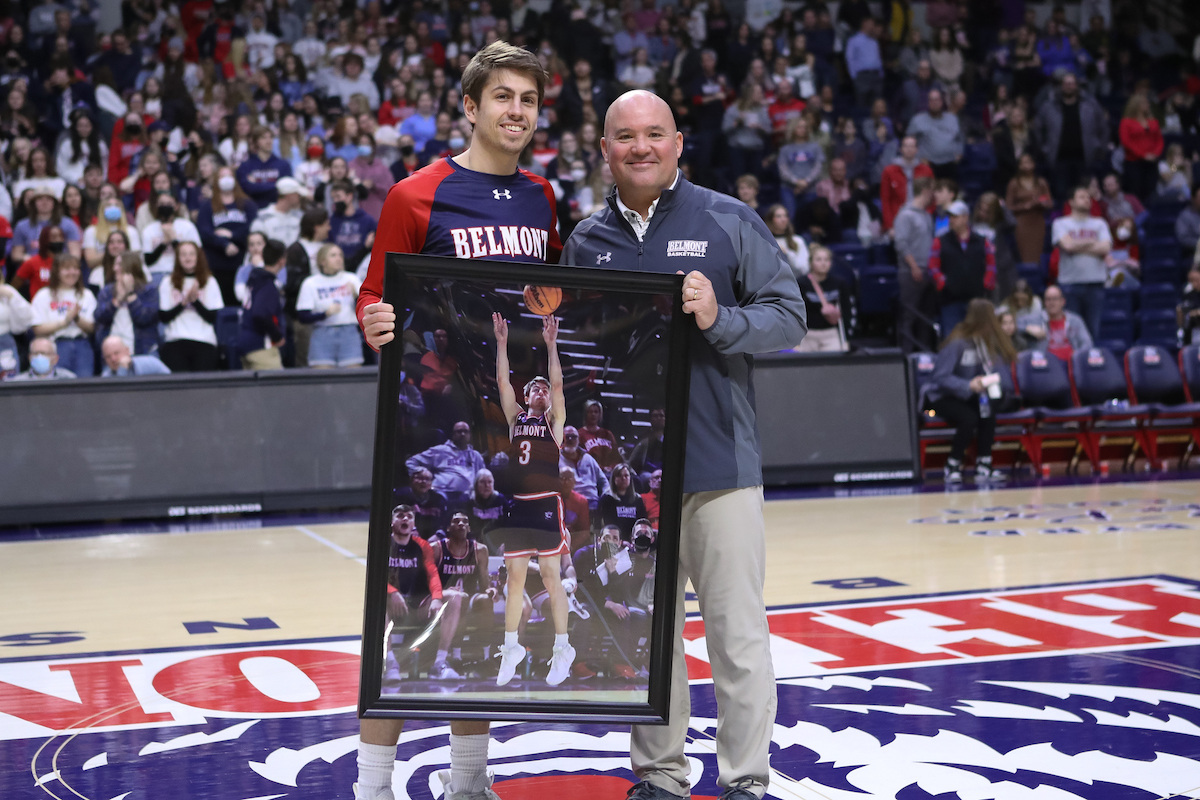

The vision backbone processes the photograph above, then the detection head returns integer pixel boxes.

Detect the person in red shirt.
[578,399,622,471]
[354,41,562,800]
[1119,94,1164,201]
[108,112,147,188]
[880,135,935,231]
[766,79,805,146]
[13,226,67,299]
[640,468,661,532]
[558,466,592,550]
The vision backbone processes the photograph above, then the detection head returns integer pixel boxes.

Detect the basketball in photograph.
[523,284,562,316]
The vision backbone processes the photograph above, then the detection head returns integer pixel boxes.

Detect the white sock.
[435,649,448,664]
[504,630,519,648]
[554,633,569,649]
[450,733,489,793]
[356,741,396,793]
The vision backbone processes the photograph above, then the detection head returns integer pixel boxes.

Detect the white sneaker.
[433,661,462,680]
[495,642,527,686]
[546,643,576,686]
[353,783,395,800]
[437,769,502,800]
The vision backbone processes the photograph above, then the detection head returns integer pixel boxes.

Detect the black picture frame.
[358,252,691,724]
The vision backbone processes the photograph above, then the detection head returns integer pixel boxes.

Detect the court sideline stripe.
[295,525,367,565]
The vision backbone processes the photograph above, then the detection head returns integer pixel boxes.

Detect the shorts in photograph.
[497,493,569,558]
[308,324,364,367]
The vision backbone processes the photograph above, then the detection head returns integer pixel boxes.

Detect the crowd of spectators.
[1,0,1200,382]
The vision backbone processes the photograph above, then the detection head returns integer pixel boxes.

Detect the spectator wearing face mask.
[198,166,258,306]
[350,134,393,221]
[391,135,422,184]
[142,193,202,280]
[1105,218,1141,289]
[11,335,76,380]
[329,180,377,278]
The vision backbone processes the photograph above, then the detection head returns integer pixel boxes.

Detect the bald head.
[602,90,683,216]
[603,90,676,139]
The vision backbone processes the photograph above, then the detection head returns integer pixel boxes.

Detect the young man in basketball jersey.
[490,312,575,686]
[354,41,562,800]
[386,505,444,633]
[429,512,497,679]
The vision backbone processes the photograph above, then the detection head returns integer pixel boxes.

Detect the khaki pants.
[631,486,776,798]
[794,327,846,353]
[242,347,283,370]
[293,321,313,367]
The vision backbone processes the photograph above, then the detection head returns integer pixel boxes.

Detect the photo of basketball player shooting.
[491,311,575,686]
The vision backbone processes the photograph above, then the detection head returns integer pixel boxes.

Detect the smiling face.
[463,68,539,162]
[602,91,682,201]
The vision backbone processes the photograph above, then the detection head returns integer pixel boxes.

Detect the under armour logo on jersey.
[493,189,512,200]
[545,512,553,520]
[597,252,612,264]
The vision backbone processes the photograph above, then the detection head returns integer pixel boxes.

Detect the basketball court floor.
[4,477,1200,800]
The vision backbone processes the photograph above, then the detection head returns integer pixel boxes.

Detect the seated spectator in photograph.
[1156,143,1192,204]
[329,180,376,277]
[238,238,287,371]
[881,135,934,231]
[14,224,68,300]
[794,244,850,353]
[406,421,487,508]
[30,255,95,377]
[559,425,609,511]
[599,463,648,544]
[571,522,655,679]
[579,400,622,472]
[907,89,963,181]
[11,335,76,380]
[251,178,307,248]
[924,298,1017,484]
[777,116,824,222]
[640,468,662,531]
[99,335,170,377]
[1179,267,1200,346]
[628,409,665,489]
[1053,185,1112,341]
[998,279,1044,319]
[998,311,1034,353]
[383,505,443,650]
[296,243,364,369]
[94,253,159,357]
[1100,173,1145,224]
[237,127,292,209]
[929,200,997,336]
[158,241,224,373]
[1015,284,1093,362]
[395,467,448,540]
[460,468,506,545]
[766,204,809,278]
[1106,218,1141,289]
[427,511,495,679]
[558,466,592,551]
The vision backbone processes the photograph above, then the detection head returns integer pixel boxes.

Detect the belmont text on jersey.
[512,421,549,438]
[450,225,551,260]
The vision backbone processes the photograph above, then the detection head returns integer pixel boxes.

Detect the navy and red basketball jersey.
[387,536,443,600]
[438,540,485,595]
[508,411,561,498]
[357,157,563,324]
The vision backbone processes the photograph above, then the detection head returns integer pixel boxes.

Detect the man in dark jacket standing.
[562,90,806,800]
[928,200,996,337]
[1033,73,1109,202]
[238,238,286,370]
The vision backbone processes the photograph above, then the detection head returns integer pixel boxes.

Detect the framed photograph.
[358,253,691,724]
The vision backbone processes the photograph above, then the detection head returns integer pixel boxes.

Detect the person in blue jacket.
[236,126,293,208]
[198,163,258,306]
[561,90,806,800]
[327,179,376,275]
[238,238,287,370]
[94,252,160,356]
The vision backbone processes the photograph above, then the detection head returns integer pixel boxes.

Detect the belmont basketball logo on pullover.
[356,156,562,325]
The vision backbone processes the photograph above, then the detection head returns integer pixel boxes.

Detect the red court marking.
[0,659,175,729]
[495,775,717,799]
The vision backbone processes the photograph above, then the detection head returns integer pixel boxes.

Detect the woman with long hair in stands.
[30,254,96,376]
[94,252,159,356]
[157,240,224,372]
[598,463,648,546]
[1119,93,1164,201]
[923,298,1017,485]
[86,229,130,292]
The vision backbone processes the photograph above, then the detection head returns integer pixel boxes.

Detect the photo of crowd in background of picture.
[376,272,673,699]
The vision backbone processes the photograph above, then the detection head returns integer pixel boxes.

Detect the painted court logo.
[666,239,708,257]
[7,577,1200,799]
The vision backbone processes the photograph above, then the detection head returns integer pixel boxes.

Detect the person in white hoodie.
[0,268,33,379]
